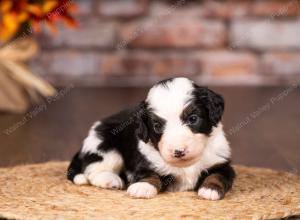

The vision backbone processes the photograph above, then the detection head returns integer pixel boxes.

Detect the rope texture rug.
[0,162,299,220]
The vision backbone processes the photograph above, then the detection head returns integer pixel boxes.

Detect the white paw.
[198,187,221,200]
[87,171,124,189]
[73,174,88,185]
[127,182,158,199]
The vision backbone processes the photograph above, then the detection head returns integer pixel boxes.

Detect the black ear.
[193,86,225,126]
[135,101,149,142]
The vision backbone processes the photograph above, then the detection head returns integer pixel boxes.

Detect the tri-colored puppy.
[67,77,235,200]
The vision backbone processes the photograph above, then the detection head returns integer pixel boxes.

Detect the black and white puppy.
[67,77,235,200]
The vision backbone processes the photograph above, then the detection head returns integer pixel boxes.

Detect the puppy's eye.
[153,121,163,133]
[187,114,201,125]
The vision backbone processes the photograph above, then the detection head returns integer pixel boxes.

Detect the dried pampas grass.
[0,38,56,113]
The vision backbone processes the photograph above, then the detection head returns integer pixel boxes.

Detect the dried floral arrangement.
[0,0,77,113]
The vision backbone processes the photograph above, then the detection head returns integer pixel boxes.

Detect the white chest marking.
[139,140,203,191]
[138,123,230,191]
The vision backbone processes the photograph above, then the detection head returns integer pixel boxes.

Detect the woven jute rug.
[0,162,299,220]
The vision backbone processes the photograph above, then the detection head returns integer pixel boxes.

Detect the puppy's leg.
[68,152,89,185]
[70,121,124,189]
[127,173,162,199]
[197,162,235,200]
[85,150,124,189]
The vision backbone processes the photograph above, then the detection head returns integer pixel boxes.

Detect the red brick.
[196,51,260,85]
[262,52,300,75]
[198,51,258,76]
[152,53,198,76]
[100,51,257,78]
[119,19,226,48]
[100,52,154,76]
[43,18,117,48]
[100,52,199,76]
[230,20,300,50]
[201,0,300,18]
[31,50,261,85]
[149,1,203,17]
[98,0,149,18]
[201,1,250,19]
[31,50,100,78]
[251,0,300,17]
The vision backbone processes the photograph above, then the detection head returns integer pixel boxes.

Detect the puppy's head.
[138,77,224,167]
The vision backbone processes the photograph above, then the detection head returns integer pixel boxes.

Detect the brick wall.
[31,0,300,86]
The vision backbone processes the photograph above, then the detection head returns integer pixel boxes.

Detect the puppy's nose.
[174,149,186,158]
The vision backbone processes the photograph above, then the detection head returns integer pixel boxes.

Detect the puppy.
[67,77,235,200]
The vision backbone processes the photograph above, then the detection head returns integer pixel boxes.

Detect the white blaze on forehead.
[146,78,194,119]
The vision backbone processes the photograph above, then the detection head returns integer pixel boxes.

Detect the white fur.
[84,150,123,175]
[198,187,221,200]
[127,182,158,199]
[81,150,124,189]
[146,78,209,165]
[138,123,230,191]
[88,171,124,189]
[73,174,88,185]
[198,123,231,169]
[81,121,102,154]
[146,77,193,119]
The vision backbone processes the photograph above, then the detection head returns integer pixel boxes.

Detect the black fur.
[192,85,225,127]
[67,104,156,183]
[195,161,235,198]
[143,110,166,149]
[180,103,212,135]
[67,152,103,181]
[67,152,81,181]
[156,78,174,88]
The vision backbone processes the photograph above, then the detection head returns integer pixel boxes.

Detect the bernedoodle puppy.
[67,77,235,200]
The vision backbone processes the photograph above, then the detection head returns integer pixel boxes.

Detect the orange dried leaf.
[2,13,20,37]
[0,1,12,12]
[68,4,78,13]
[17,11,29,22]
[27,4,43,17]
[0,0,78,41]
[30,20,42,33]
[61,14,78,28]
[43,1,58,14]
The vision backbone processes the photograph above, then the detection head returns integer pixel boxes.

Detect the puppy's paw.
[88,171,124,189]
[73,174,88,185]
[127,182,158,199]
[198,187,221,200]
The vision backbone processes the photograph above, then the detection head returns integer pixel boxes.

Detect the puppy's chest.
[160,167,202,192]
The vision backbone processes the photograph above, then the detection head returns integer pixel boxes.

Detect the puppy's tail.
[67,152,82,182]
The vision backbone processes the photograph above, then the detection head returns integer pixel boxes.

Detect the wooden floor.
[0,86,299,174]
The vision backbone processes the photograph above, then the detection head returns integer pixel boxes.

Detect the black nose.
[174,149,185,158]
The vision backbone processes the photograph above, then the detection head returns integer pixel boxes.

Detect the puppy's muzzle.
[174,149,186,158]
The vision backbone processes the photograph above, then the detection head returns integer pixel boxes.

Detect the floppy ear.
[193,85,225,126]
[135,101,149,142]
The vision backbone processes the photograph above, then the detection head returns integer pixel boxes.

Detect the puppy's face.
[139,78,224,167]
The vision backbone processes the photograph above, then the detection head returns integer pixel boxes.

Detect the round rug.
[0,162,299,220]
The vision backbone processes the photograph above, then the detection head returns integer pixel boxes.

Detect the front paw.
[198,173,227,200]
[198,187,222,200]
[127,182,158,199]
